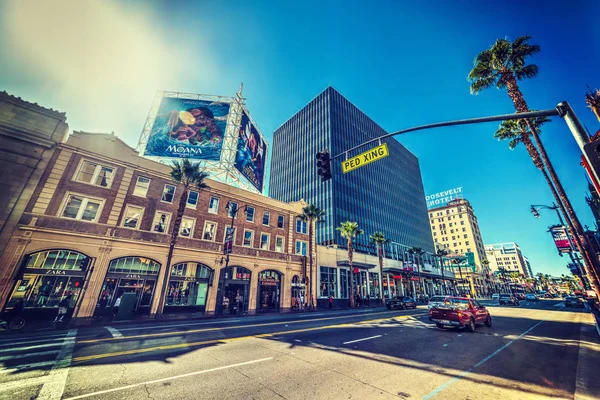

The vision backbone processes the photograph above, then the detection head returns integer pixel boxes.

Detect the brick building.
[0,131,310,320]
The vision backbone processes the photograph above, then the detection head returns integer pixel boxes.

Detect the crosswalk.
[0,329,77,399]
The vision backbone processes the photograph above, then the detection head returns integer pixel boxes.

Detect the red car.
[429,297,492,332]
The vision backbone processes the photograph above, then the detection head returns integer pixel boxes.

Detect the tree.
[481,259,491,295]
[469,35,600,296]
[156,159,208,317]
[369,232,389,301]
[299,204,325,310]
[408,247,426,297]
[585,87,600,122]
[435,248,449,294]
[337,221,363,308]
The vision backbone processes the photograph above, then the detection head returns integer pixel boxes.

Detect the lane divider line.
[116,319,241,331]
[72,314,422,363]
[78,310,425,344]
[422,316,549,400]
[104,326,123,338]
[343,335,382,345]
[63,357,273,400]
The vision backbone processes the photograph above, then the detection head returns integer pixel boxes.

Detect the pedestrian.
[329,295,333,309]
[300,294,305,311]
[54,294,71,322]
[112,295,122,318]
[366,294,370,307]
[357,293,361,307]
[376,293,381,307]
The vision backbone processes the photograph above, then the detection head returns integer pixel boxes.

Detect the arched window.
[25,250,90,271]
[108,257,160,275]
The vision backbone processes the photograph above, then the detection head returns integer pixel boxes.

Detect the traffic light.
[316,149,332,182]
[530,206,540,218]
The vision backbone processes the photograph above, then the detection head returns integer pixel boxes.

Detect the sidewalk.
[4,304,390,334]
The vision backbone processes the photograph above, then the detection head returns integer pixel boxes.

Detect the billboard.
[144,97,230,160]
[234,111,267,192]
[426,187,464,209]
[550,226,572,254]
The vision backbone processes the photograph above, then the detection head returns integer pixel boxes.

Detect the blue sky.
[1,0,599,277]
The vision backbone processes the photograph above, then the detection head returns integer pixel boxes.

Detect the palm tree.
[585,87,600,122]
[469,35,600,295]
[481,259,491,295]
[369,232,389,301]
[435,248,449,294]
[299,204,325,310]
[156,159,209,317]
[337,221,363,308]
[453,258,465,295]
[408,247,426,297]
[498,267,509,293]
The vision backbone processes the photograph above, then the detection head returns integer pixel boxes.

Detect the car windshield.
[429,297,446,302]
[500,295,511,298]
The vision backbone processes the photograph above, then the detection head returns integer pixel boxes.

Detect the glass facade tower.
[269,87,434,256]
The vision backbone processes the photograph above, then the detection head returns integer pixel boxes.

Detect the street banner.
[550,226,572,254]
[224,227,235,255]
[403,262,414,272]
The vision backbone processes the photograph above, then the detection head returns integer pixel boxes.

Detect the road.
[0,299,599,400]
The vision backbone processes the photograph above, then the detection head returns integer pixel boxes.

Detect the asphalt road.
[1,299,599,400]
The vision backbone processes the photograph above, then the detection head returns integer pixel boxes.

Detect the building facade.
[269,87,434,258]
[0,132,311,320]
[484,242,532,279]
[0,91,69,260]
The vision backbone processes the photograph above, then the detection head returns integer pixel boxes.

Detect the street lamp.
[216,201,247,315]
[530,203,588,288]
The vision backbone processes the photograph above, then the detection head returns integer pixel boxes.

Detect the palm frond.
[369,231,387,244]
[515,64,539,80]
[469,76,497,94]
[169,159,209,189]
[336,221,363,239]
[301,204,326,222]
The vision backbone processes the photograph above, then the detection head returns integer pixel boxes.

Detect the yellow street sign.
[341,143,389,173]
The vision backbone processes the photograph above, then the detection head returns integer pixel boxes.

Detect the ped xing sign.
[342,143,389,173]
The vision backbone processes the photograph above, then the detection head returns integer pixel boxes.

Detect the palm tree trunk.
[503,74,600,296]
[378,244,384,301]
[308,219,314,311]
[348,239,355,308]
[156,187,188,317]
[440,258,446,295]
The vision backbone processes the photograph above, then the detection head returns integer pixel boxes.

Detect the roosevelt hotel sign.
[425,187,464,209]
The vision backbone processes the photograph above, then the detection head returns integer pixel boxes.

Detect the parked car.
[491,294,500,301]
[516,293,526,300]
[427,296,449,310]
[499,294,519,306]
[565,296,585,308]
[525,294,539,302]
[429,297,492,332]
[585,290,598,300]
[543,293,554,299]
[386,296,417,310]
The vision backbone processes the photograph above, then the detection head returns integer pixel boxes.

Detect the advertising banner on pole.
[224,227,235,255]
[234,111,267,192]
[144,96,230,160]
[550,226,572,254]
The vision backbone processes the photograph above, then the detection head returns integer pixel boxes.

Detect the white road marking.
[104,326,123,338]
[343,335,382,345]
[0,341,65,354]
[63,357,273,400]
[575,313,596,400]
[37,328,77,400]
[0,375,50,392]
[0,360,56,375]
[0,333,69,346]
[116,319,241,331]
[0,350,59,362]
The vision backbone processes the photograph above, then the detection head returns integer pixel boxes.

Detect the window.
[122,205,144,229]
[133,176,150,197]
[262,211,270,226]
[162,184,176,203]
[277,215,285,229]
[275,236,285,252]
[296,218,307,234]
[464,234,468,238]
[179,217,195,237]
[433,232,436,236]
[467,248,472,253]
[260,233,270,250]
[320,266,337,297]
[152,212,170,233]
[295,240,307,256]
[227,201,238,217]
[460,221,465,225]
[187,191,199,209]
[203,221,217,241]
[465,241,470,245]
[462,228,466,232]
[209,197,219,214]
[340,269,349,299]
[246,207,255,222]
[452,236,456,240]
[222,225,235,245]
[60,194,103,222]
[459,214,463,218]
[75,160,114,188]
[243,230,254,247]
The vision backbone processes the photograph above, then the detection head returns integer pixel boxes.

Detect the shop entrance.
[165,262,214,311]
[218,266,251,315]
[257,270,281,312]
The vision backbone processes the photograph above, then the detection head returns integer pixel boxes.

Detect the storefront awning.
[337,261,377,270]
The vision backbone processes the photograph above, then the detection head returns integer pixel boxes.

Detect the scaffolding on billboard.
[136,85,264,194]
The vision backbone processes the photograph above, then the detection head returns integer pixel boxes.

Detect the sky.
[1,0,599,277]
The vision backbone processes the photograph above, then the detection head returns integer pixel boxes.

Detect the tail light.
[457,311,463,318]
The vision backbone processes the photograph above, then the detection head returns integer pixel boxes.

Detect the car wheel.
[485,315,492,327]
[466,318,476,333]
[499,301,504,305]
[436,323,445,329]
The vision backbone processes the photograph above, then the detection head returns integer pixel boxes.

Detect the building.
[428,198,491,296]
[269,87,436,298]
[484,242,532,278]
[0,131,311,320]
[0,91,69,259]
